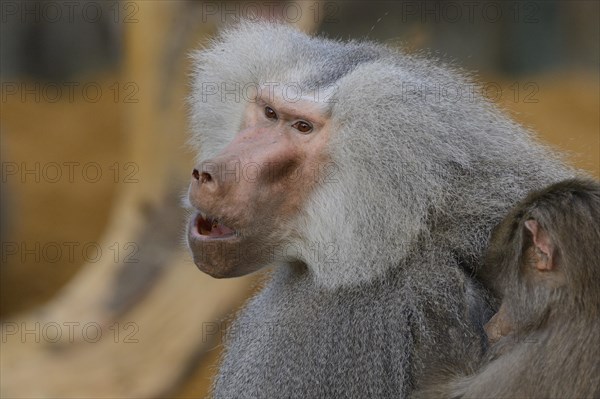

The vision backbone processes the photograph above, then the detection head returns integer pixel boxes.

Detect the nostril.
[192,169,200,180]
[200,172,212,183]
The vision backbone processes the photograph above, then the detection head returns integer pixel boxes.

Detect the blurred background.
[1,1,598,397]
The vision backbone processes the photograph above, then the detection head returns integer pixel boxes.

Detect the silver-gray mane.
[187,21,581,399]
[189,20,573,288]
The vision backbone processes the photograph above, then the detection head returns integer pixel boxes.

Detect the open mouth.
[193,212,236,239]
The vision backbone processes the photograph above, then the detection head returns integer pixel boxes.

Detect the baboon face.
[187,96,332,278]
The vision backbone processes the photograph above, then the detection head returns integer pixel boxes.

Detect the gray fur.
[188,21,574,398]
[473,178,600,398]
[417,179,600,398]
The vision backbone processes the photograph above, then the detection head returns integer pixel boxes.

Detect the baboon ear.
[524,220,556,271]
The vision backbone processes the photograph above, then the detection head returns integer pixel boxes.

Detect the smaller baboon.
[416,178,600,399]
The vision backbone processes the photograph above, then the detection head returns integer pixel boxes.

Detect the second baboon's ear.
[524,219,556,271]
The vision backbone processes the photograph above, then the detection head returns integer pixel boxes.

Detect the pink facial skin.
[187,97,332,278]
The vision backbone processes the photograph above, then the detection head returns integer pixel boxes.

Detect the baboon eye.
[264,106,278,120]
[292,121,313,133]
